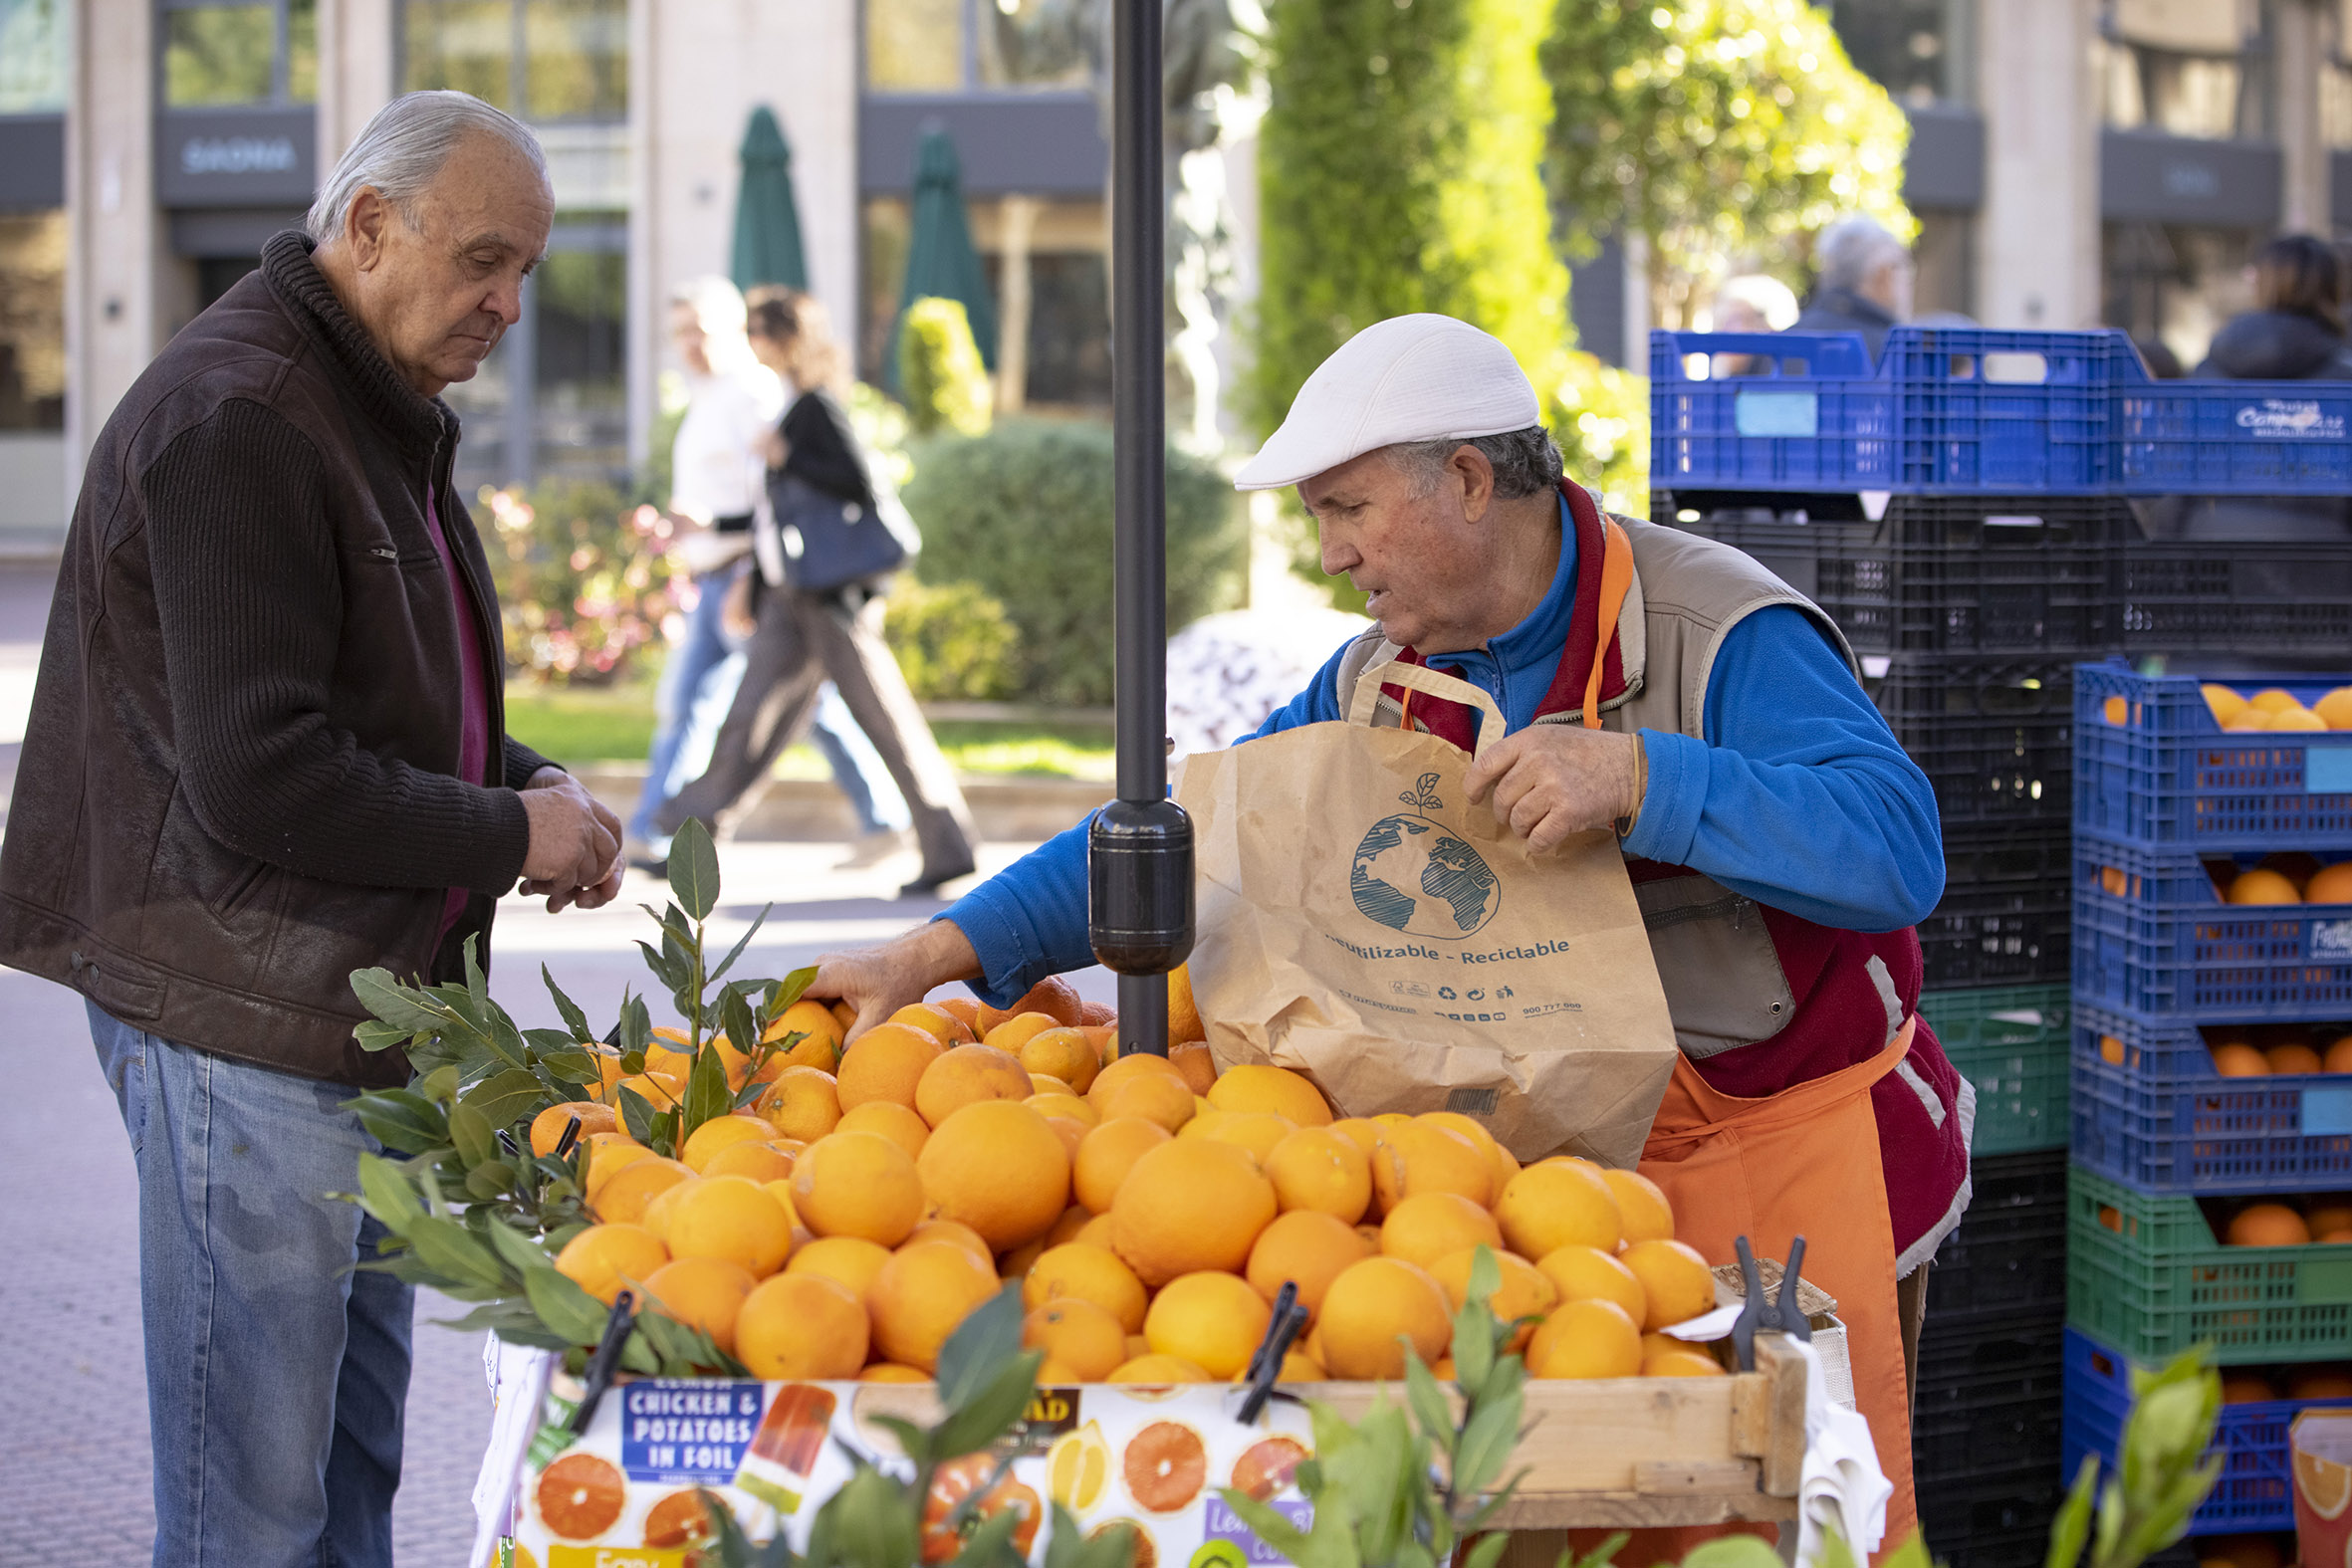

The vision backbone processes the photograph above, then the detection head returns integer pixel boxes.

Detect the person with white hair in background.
[0,91,621,1563]
[1705,273,1801,375]
[1793,214,1914,357]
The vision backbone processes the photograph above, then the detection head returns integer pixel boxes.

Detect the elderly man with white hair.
[815,314,1966,1550]
[1793,213,1915,356]
[0,91,621,1561]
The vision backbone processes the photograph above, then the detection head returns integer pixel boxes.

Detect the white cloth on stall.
[472,1333,559,1568]
[1792,1335,1892,1568]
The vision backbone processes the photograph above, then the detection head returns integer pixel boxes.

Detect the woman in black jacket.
[654,289,978,894]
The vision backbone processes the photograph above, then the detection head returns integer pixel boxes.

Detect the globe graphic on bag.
[1350,812,1500,939]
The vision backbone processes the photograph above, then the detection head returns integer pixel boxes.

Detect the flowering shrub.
[482,480,687,686]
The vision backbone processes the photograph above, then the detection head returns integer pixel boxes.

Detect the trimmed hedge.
[902,420,1246,707]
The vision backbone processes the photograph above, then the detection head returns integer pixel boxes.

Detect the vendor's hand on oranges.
[1464,725,1645,853]
[810,922,984,1041]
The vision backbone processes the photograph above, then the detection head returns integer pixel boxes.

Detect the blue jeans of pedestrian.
[809,681,910,834]
[630,562,748,844]
[90,1002,413,1568]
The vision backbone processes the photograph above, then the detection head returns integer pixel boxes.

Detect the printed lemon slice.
[2298,1443,2352,1521]
[1049,1419,1112,1511]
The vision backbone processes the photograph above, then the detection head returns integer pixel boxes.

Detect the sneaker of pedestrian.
[898,860,977,899]
[836,826,911,870]
[623,835,670,880]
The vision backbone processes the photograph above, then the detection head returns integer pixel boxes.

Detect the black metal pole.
[1088,0,1193,1056]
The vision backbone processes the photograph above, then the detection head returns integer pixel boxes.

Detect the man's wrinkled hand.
[517,767,622,912]
[1462,725,1643,855]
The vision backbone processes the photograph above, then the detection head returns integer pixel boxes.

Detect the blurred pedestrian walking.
[626,278,906,874]
[1793,215,1912,358]
[656,287,977,896]
[1704,273,1799,374]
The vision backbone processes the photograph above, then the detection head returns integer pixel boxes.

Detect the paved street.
[0,565,1117,1564]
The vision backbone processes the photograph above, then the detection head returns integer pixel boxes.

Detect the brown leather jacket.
[0,231,554,1087]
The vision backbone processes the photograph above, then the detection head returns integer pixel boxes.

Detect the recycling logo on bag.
[1349,773,1500,938]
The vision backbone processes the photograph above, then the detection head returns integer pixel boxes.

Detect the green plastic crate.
[1919,984,2070,1155]
[2065,1164,2352,1364]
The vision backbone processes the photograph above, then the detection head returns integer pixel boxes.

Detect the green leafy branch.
[1219,1247,1532,1568]
[2045,1346,2223,1568]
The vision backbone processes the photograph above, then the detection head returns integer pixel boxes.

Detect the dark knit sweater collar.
[260,229,455,459]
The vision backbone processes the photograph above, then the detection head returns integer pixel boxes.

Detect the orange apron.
[1602,1018,1919,1565]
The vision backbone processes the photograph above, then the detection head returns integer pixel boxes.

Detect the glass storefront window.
[1824,0,1974,107]
[2098,0,2264,138]
[0,0,69,112]
[403,0,517,110]
[288,0,318,102]
[164,4,278,107]
[532,244,626,478]
[0,212,66,432]
[867,0,965,91]
[524,0,624,121]
[979,0,1091,90]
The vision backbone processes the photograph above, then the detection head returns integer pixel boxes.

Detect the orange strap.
[1581,519,1633,729]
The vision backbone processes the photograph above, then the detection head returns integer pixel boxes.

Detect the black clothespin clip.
[1729,1234,1811,1373]
[568,1288,638,1435]
[1236,1281,1309,1425]
[552,1115,584,1161]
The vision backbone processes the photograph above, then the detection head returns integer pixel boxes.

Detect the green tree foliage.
[881,577,1022,702]
[902,421,1245,707]
[1244,0,1567,443]
[900,298,995,439]
[1543,0,1914,328]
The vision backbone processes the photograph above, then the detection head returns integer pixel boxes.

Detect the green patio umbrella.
[731,107,808,291]
[893,126,998,373]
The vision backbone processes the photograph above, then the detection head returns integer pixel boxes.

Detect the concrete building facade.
[5,0,2352,546]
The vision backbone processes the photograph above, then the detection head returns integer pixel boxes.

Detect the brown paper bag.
[1175,661,1679,1165]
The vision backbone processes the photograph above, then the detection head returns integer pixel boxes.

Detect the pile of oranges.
[540,974,1728,1387]
[2209,857,2352,910]
[2191,1025,2352,1078]
[2221,1199,2352,1247]
[2197,685,2352,734]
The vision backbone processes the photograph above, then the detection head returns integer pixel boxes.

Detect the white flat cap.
[1234,314,1541,491]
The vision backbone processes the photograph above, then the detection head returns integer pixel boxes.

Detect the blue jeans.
[90,1002,413,1568]
[630,563,749,843]
[810,681,910,834]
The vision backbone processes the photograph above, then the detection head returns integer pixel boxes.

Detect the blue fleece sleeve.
[1619,606,1945,931]
[939,638,1356,1005]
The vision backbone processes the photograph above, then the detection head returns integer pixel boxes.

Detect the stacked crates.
[1651,327,2095,1567]
[2062,662,2352,1544]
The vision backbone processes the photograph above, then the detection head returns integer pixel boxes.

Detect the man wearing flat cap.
[816,315,1966,1546]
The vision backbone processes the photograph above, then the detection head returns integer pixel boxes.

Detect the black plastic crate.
[1917,1464,2069,1568]
[1873,658,2076,826]
[1913,1317,2066,1479]
[2124,536,2352,662]
[1658,491,2132,658]
[1923,822,2073,988]
[1924,1148,2070,1328]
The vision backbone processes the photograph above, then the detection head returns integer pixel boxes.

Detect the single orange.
[582,1133,654,1200]
[835,1023,945,1111]
[1600,1168,1676,1245]
[1023,1242,1149,1332]
[1315,1256,1453,1380]
[2318,689,2352,731]
[556,1222,669,1305]
[891,1003,978,1046]
[1207,1064,1333,1127]
[983,1011,1063,1055]
[2269,1042,2325,1075]
[1428,1246,1558,1344]
[1645,1347,1729,1378]
[1380,1191,1504,1270]
[918,1099,1073,1249]
[2229,868,2303,906]
[1528,1297,1642,1379]
[591,1156,694,1226]
[794,1130,925,1246]
[1535,1242,1648,1327]
[915,1043,1035,1128]
[531,1100,617,1156]
[701,1139,798,1185]
[1072,1117,1174,1214]
[785,1235,892,1299]
[979,976,1085,1033]
[1263,1126,1373,1222]
[2251,688,2304,713]
[2328,1036,2352,1074]
[2310,864,2352,905]
[642,1254,758,1357]
[2100,1035,2127,1065]
[2213,1041,2271,1077]
[766,999,847,1068]
[1167,963,1206,1044]
[1374,1121,1494,1210]
[1496,1159,1621,1258]
[737,1272,869,1379]
[1144,1270,1272,1379]
[1025,1297,1129,1380]
[2222,1374,2279,1404]
[680,1113,784,1173]
[837,1099,931,1160]
[2227,1203,2312,1246]
[1618,1239,1718,1330]
[933,996,983,1032]
[1245,1209,1376,1321]
[757,1067,844,1143]
[2203,684,2249,726]
[867,1239,1002,1371]
[1109,1137,1279,1285]
[663,1174,795,1277]
[1192,1111,1298,1165]
[2272,707,2330,732]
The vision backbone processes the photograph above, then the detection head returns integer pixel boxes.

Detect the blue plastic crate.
[1649,327,2128,497]
[2061,1326,2352,1534]
[2070,1001,2352,1194]
[2118,359,2352,495]
[2076,661,2352,852]
[2073,837,2352,1021]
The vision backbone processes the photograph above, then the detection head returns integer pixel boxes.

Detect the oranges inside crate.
[537,973,1727,1387]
